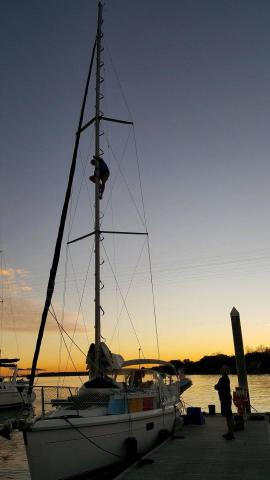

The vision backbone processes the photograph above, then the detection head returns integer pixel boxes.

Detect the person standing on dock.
[214,365,234,440]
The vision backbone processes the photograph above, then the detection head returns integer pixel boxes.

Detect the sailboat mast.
[94,2,103,377]
[28,27,97,393]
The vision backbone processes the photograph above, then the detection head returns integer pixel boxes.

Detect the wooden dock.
[116,415,270,480]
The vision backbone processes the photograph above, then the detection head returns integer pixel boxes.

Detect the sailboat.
[24,3,191,479]
[0,359,35,409]
[0,252,35,409]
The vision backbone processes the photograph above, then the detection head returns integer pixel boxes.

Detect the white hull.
[0,385,34,409]
[25,406,177,480]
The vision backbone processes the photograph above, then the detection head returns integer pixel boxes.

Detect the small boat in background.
[0,250,36,409]
[0,359,35,409]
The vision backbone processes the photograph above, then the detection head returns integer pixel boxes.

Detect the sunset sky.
[1,0,270,373]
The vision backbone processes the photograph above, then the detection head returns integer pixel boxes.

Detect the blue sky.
[1,0,270,368]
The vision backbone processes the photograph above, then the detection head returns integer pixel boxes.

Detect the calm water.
[1,374,270,479]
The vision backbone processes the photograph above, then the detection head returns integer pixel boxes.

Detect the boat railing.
[33,385,79,416]
[33,385,158,415]
[33,381,182,416]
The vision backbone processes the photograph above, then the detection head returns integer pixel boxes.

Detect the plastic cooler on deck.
[143,397,154,411]
[186,407,205,425]
[108,397,128,415]
[128,397,143,412]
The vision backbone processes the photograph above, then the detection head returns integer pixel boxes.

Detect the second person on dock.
[214,365,234,440]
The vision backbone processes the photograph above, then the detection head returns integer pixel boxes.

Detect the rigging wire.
[61,243,94,374]
[102,243,145,358]
[104,40,133,122]
[58,189,75,379]
[58,243,69,377]
[6,249,270,290]
[58,140,95,376]
[65,135,95,235]
[58,173,74,382]
[153,253,270,273]
[108,174,120,353]
[79,148,95,223]
[132,127,160,359]
[53,147,94,381]
[49,305,84,383]
[69,245,94,337]
[104,39,160,359]
[108,238,147,348]
[28,38,97,392]
[103,130,146,227]
[69,247,93,337]
[5,249,270,301]
[49,306,87,358]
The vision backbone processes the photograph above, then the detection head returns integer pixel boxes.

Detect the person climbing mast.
[89,155,110,199]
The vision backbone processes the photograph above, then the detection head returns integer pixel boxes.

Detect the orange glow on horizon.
[17,341,264,372]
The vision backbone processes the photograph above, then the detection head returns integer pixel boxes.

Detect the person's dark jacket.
[215,375,232,402]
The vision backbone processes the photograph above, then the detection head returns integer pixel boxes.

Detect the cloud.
[0,269,11,277]
[0,268,29,278]
[0,267,33,294]
[1,295,89,334]
[1,267,91,336]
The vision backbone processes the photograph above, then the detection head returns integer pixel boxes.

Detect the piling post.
[230,307,251,413]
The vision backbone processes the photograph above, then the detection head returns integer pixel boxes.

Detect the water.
[183,374,270,413]
[1,375,270,479]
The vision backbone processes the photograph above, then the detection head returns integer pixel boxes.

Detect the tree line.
[170,346,270,374]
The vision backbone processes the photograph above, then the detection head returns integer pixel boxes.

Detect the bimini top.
[122,359,175,368]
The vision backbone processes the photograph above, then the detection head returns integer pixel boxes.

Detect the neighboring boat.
[0,359,35,409]
[0,251,35,409]
[24,3,191,479]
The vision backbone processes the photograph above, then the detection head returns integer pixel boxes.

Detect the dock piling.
[230,307,251,413]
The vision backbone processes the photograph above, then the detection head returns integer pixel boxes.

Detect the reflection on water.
[0,375,270,479]
[0,431,30,480]
[183,374,270,413]
[0,407,31,480]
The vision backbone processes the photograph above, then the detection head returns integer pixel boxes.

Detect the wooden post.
[230,307,251,413]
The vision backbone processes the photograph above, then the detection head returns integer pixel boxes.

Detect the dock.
[116,415,270,480]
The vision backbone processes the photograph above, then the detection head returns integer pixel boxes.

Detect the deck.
[116,414,270,480]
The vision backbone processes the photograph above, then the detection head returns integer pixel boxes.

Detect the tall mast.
[94,2,103,377]
[27,22,97,394]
